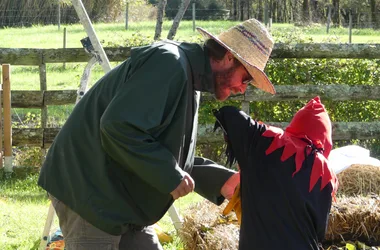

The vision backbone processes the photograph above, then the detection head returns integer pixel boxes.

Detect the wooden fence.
[1,43,380,149]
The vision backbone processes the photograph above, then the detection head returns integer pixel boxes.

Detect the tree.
[167,0,192,40]
[301,0,311,24]
[154,0,167,40]
[369,0,379,29]
[332,0,341,27]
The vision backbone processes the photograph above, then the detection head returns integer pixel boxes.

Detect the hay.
[179,200,239,250]
[180,196,380,249]
[337,164,380,196]
[325,195,380,245]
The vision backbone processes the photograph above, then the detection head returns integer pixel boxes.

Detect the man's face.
[210,53,252,101]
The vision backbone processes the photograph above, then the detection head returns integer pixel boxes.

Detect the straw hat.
[197,18,275,94]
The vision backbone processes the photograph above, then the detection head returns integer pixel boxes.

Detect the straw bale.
[325,195,380,245]
[337,164,380,196]
[180,196,380,249]
[179,199,239,250]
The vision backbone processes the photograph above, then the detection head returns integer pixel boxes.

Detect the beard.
[213,62,240,101]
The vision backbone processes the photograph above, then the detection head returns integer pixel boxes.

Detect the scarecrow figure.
[214,96,338,250]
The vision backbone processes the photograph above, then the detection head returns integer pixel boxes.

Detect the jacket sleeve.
[100,53,187,195]
[191,157,236,205]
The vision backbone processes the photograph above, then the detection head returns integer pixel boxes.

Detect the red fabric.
[262,96,338,197]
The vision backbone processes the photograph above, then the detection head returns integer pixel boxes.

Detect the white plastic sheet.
[328,145,380,174]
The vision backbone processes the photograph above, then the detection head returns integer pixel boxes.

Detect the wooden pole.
[0,66,3,169]
[242,100,250,115]
[269,17,272,31]
[192,3,196,32]
[264,2,269,27]
[349,11,352,44]
[71,0,112,73]
[2,64,12,172]
[39,63,48,133]
[125,2,129,30]
[57,0,61,31]
[326,5,332,34]
[63,28,67,69]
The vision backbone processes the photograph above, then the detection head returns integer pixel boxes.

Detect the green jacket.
[38,40,235,235]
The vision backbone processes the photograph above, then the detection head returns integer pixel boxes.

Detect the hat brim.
[197,27,276,95]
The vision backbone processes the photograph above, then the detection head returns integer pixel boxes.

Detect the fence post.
[39,63,48,134]
[125,2,129,30]
[63,28,67,69]
[2,64,12,173]
[326,5,332,34]
[0,66,2,169]
[264,3,269,27]
[192,3,196,32]
[57,0,61,30]
[349,11,352,44]
[269,17,272,31]
[242,100,250,115]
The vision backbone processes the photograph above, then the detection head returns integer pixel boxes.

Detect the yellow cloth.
[153,223,173,244]
[222,184,241,225]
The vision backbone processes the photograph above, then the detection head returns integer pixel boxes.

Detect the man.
[213,97,338,250]
[38,18,275,249]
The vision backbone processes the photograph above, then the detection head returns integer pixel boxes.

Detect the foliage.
[106,31,154,47]
[127,1,157,22]
[165,0,229,20]
[13,147,45,169]
[0,0,126,27]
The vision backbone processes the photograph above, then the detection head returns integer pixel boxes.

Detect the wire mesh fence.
[0,6,379,29]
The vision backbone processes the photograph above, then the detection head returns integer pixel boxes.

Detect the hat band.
[234,25,271,57]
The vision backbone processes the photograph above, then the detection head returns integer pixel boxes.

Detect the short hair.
[204,39,241,67]
[204,39,228,61]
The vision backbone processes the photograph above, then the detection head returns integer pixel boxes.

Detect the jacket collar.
[172,41,215,93]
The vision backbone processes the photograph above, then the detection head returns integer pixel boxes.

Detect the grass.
[1,20,380,49]
[0,173,204,249]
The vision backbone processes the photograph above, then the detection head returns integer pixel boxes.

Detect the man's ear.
[224,51,236,66]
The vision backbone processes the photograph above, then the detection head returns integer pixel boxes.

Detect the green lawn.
[0,173,204,250]
[1,21,379,49]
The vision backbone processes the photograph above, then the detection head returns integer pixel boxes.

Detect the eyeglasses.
[242,68,253,85]
[243,78,253,85]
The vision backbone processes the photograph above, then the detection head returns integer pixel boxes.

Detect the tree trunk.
[276,0,281,22]
[310,0,318,22]
[247,0,251,19]
[282,0,287,23]
[332,0,340,27]
[239,0,244,21]
[232,0,238,20]
[370,0,378,29]
[301,0,311,24]
[167,0,191,40]
[258,0,264,21]
[154,0,167,40]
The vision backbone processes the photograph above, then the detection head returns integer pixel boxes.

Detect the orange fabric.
[223,184,241,224]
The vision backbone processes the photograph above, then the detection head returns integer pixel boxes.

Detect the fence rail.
[1,43,380,148]
[3,83,380,109]
[1,43,380,65]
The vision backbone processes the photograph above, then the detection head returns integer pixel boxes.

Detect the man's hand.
[170,173,195,200]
